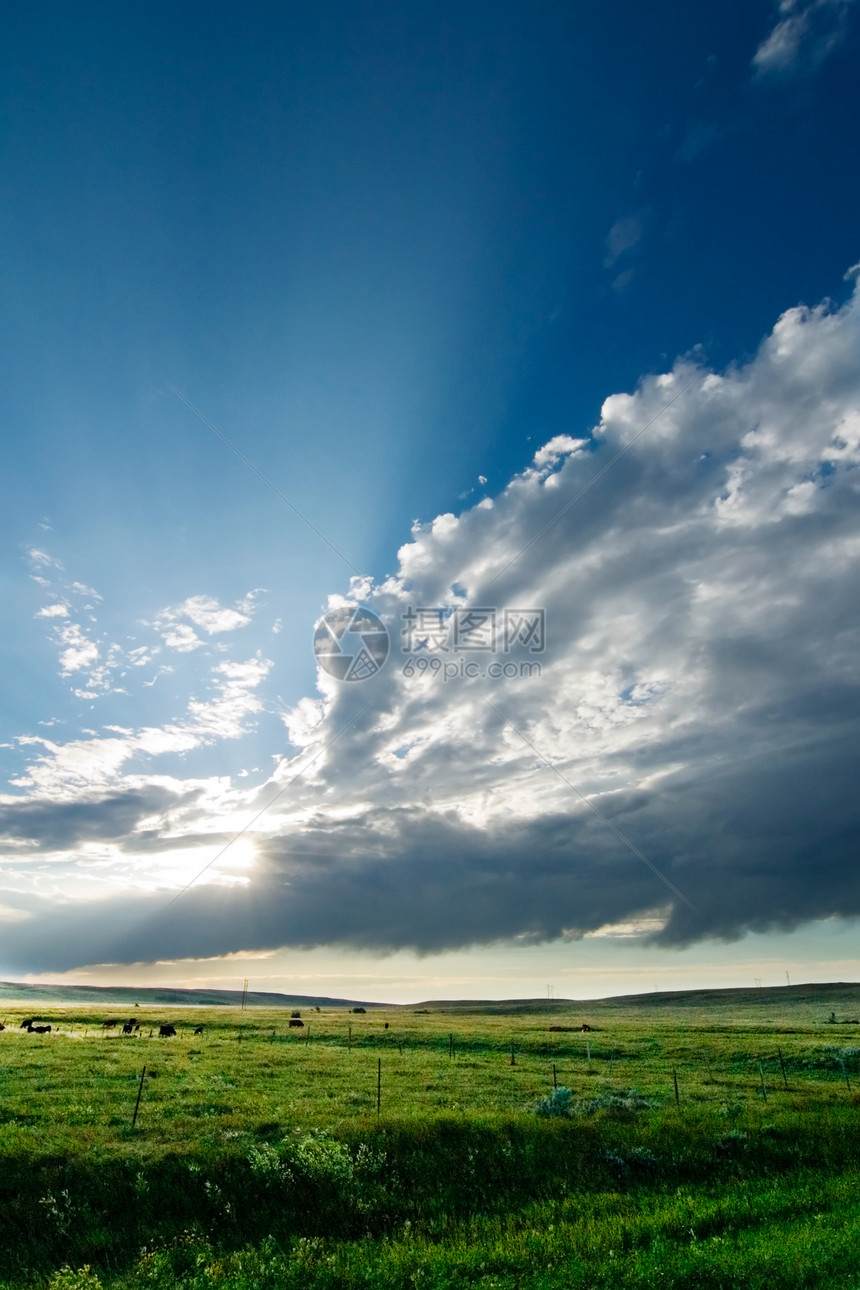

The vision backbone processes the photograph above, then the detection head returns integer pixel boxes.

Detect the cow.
[20,1018,35,1029]
[158,1024,177,1037]
[28,1024,51,1034]
[0,1023,5,1032]
[193,1025,204,1035]
[122,1020,140,1035]
[102,1019,119,1029]
[288,1018,304,1028]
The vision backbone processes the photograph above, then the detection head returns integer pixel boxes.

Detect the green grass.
[2,995,860,1287]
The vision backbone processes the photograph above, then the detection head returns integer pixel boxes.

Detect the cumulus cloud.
[56,623,101,676]
[752,0,856,76]
[154,593,260,651]
[2,280,860,972]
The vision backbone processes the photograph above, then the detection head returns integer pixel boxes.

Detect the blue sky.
[1,1,859,1001]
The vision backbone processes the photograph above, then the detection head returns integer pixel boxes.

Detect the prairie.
[1,984,859,1288]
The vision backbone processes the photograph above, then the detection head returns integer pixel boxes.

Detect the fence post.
[758,1062,767,1102]
[673,1068,680,1106]
[131,1066,147,1129]
[510,1042,516,1067]
[778,1047,789,1090]
[377,1058,382,1117]
[553,1063,557,1089]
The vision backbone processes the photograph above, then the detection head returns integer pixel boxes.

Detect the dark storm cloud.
[3,714,859,975]
[0,786,200,851]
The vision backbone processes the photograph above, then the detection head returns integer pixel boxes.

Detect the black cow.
[0,1023,5,1032]
[288,1018,304,1028]
[193,1025,204,1035]
[122,1020,140,1035]
[102,1018,119,1029]
[28,1024,51,1034]
[20,1018,35,1029]
[158,1024,177,1037]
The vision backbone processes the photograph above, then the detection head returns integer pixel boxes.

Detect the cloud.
[0,786,195,850]
[154,593,260,650]
[69,581,102,601]
[56,623,101,676]
[28,548,63,570]
[604,215,643,268]
[159,623,205,653]
[7,652,272,797]
[2,279,860,972]
[752,0,856,76]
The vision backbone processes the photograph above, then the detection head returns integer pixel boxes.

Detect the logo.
[313,605,390,682]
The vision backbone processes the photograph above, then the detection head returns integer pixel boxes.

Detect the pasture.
[1,987,860,1287]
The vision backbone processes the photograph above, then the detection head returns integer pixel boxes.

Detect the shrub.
[579,1088,654,1115]
[47,1268,102,1290]
[534,1087,573,1117]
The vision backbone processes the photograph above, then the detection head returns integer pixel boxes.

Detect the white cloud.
[8,650,272,798]
[68,581,102,601]
[36,603,70,619]
[752,0,856,76]
[604,214,643,268]
[56,623,100,675]
[531,435,586,471]
[28,548,63,570]
[160,623,205,653]
[151,592,261,654]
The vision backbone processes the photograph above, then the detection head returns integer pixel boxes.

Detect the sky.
[1,0,859,1002]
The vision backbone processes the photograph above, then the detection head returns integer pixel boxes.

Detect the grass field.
[2,985,860,1288]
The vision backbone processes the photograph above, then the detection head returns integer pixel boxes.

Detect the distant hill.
[408,982,860,1014]
[0,981,385,1009]
[2,979,858,1015]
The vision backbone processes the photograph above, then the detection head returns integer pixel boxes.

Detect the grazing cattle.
[580,1024,593,1032]
[288,1018,304,1028]
[20,1018,35,1029]
[102,1019,119,1029]
[0,1023,5,1032]
[28,1024,51,1034]
[158,1024,177,1037]
[122,1020,140,1035]
[193,1025,204,1035]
